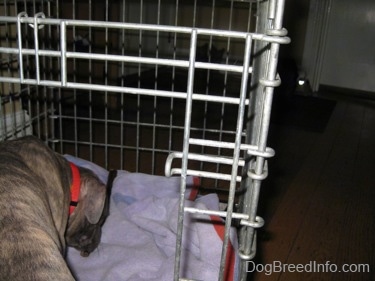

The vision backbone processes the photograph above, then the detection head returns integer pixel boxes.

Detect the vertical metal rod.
[18,10,30,136]
[269,0,277,19]
[242,43,281,278]
[274,0,286,27]
[56,0,64,154]
[88,0,93,163]
[173,29,197,281]
[33,14,41,84]
[5,0,16,141]
[47,0,54,146]
[246,3,253,32]
[120,0,126,169]
[41,10,49,142]
[72,0,78,156]
[250,0,286,227]
[0,0,13,134]
[168,0,179,155]
[151,0,162,174]
[104,0,109,169]
[199,0,216,180]
[192,0,197,27]
[240,3,287,281]
[218,33,252,281]
[22,1,35,140]
[17,12,26,83]
[60,21,67,87]
[135,0,144,172]
[238,3,267,274]
[215,0,234,185]
[33,7,42,141]
[255,1,284,181]
[4,2,18,99]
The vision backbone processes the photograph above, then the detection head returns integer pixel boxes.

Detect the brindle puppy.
[0,136,109,281]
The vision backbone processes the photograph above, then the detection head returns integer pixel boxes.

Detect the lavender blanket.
[64,155,239,281]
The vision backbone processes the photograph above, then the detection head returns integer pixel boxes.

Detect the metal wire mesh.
[0,1,289,280]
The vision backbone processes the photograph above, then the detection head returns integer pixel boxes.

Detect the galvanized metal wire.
[0,1,289,280]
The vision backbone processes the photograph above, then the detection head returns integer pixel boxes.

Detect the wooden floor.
[249,92,375,281]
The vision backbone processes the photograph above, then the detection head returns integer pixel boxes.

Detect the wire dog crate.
[0,1,289,280]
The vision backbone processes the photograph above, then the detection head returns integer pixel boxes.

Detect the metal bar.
[72,0,78,157]
[135,0,144,172]
[269,0,277,19]
[174,29,197,281]
[164,152,246,179]
[50,139,179,154]
[32,13,43,84]
[238,1,269,277]
[218,33,252,281]
[42,7,57,143]
[169,0,180,157]
[169,168,241,185]
[65,53,253,74]
[250,0,286,246]
[215,0,234,189]
[192,0,197,27]
[151,0,162,175]
[60,21,67,86]
[40,113,238,136]
[120,0,126,169]
[184,207,249,220]
[0,47,61,56]
[1,16,290,44]
[17,12,27,83]
[238,2,288,280]
[0,46,253,74]
[104,0,109,169]
[184,208,265,231]
[88,0,93,163]
[189,138,275,158]
[246,3,253,32]
[67,52,250,73]
[0,76,249,105]
[244,0,287,256]
[198,0,216,180]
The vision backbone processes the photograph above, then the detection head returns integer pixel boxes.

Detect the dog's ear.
[80,174,107,224]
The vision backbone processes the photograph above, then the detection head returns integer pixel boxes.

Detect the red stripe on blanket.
[210,215,236,281]
[188,176,201,201]
[187,177,235,280]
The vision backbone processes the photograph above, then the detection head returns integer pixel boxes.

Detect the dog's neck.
[69,162,81,215]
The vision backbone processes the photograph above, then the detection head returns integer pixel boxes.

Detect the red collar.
[69,162,81,215]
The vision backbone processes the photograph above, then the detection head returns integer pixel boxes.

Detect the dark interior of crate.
[1,0,259,198]
[23,65,247,195]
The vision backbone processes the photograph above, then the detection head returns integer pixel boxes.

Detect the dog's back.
[0,136,74,280]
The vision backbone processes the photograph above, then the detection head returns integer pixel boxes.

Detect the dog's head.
[65,166,109,257]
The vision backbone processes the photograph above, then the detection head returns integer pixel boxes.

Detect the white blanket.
[65,155,239,281]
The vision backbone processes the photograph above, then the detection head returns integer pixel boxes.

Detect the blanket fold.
[64,155,239,281]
